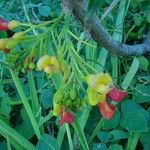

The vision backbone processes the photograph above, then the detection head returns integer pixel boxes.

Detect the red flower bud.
[0,19,9,31]
[98,101,116,120]
[107,87,128,102]
[59,107,74,126]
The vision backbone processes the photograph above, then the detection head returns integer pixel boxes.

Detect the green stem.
[10,69,41,139]
[88,118,104,144]
[73,118,89,150]
[126,133,140,150]
[66,124,73,150]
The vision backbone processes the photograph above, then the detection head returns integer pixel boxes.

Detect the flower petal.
[53,103,62,116]
[37,55,52,71]
[87,88,106,106]
[98,101,116,120]
[107,87,128,102]
[88,73,113,94]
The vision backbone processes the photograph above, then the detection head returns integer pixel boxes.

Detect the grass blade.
[0,119,36,150]
[66,124,73,150]
[73,118,89,150]
[57,125,66,149]
[10,69,41,139]
[121,58,139,90]
[88,118,104,144]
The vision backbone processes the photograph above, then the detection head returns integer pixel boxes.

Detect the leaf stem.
[126,133,140,150]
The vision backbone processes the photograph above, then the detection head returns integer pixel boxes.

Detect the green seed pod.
[63,90,70,99]
[6,39,18,49]
[0,38,9,50]
[76,98,81,107]
[53,90,64,104]
[12,31,25,41]
[70,89,77,100]
[29,63,35,69]
[64,98,72,108]
[60,59,68,73]
[53,103,62,116]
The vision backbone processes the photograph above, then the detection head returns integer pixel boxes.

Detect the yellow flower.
[37,55,59,74]
[86,73,113,106]
[87,87,106,106]
[86,73,113,94]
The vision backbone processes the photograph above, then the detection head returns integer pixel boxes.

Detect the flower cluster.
[0,19,20,31]
[37,55,128,125]
[53,89,83,126]
[0,18,23,53]
[86,73,128,119]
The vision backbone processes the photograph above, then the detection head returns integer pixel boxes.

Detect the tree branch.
[62,0,150,56]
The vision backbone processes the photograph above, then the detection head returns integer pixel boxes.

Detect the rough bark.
[62,0,150,56]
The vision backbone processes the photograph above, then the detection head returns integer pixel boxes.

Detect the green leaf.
[137,56,149,71]
[40,88,53,109]
[92,143,107,150]
[0,142,7,150]
[38,6,51,17]
[121,58,139,90]
[134,84,150,103]
[10,70,41,139]
[97,48,108,72]
[102,110,121,129]
[0,119,36,150]
[0,31,7,38]
[97,130,129,143]
[147,13,150,23]
[28,72,41,117]
[57,125,66,149]
[109,130,129,141]
[121,99,149,120]
[97,130,111,143]
[134,14,143,26]
[121,112,148,132]
[87,0,103,18]
[37,134,59,150]
[15,108,34,139]
[0,97,11,117]
[73,118,89,150]
[108,144,123,150]
[140,131,150,150]
[0,84,6,97]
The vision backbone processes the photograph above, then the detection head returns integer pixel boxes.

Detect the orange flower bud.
[98,101,116,120]
[59,107,74,126]
[0,18,9,31]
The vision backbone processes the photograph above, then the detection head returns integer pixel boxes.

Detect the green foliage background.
[0,0,150,150]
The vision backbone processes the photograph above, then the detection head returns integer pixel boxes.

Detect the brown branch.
[62,0,150,56]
